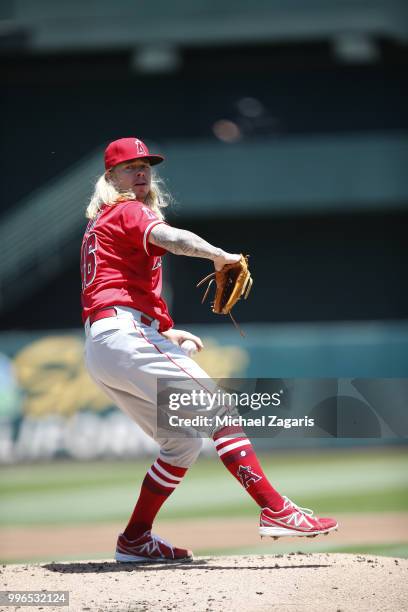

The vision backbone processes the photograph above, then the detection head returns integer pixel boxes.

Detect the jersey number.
[81,233,98,289]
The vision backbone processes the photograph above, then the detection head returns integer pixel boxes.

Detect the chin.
[135,188,149,200]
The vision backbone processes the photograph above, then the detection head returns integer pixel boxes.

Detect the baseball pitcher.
[81,137,338,563]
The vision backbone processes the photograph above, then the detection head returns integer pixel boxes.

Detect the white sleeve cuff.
[143,220,165,255]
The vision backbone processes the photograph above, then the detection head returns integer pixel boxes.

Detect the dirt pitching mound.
[2,553,407,612]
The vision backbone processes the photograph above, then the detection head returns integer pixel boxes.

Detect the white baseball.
[180,339,198,357]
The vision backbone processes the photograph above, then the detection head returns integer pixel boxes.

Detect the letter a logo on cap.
[135,139,147,154]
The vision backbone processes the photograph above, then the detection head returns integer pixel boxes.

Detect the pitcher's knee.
[159,437,203,468]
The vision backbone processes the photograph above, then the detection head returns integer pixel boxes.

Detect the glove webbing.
[197,272,246,337]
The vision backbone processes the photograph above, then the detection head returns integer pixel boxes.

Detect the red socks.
[124,430,284,540]
[123,458,187,540]
[213,427,284,511]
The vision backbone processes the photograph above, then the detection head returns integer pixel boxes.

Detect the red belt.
[89,307,155,327]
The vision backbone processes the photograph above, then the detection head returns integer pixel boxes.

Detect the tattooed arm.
[149,224,240,271]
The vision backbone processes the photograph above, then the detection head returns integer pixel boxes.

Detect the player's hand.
[213,251,241,271]
[161,328,204,352]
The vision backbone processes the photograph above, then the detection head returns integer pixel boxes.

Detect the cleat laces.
[283,496,315,517]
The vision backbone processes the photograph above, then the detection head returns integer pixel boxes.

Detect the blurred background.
[0,0,407,563]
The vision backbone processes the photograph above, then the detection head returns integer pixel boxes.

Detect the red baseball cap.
[104,137,164,171]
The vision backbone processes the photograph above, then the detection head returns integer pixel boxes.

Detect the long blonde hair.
[86,169,171,220]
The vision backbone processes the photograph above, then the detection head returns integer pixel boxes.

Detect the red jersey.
[81,200,173,331]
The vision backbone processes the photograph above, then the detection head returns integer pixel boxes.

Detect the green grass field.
[1,446,407,560]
